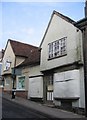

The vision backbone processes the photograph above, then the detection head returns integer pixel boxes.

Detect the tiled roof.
[18,49,40,67]
[9,39,40,67]
[9,39,38,57]
[0,50,4,62]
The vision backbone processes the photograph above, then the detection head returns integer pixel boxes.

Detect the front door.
[43,75,53,103]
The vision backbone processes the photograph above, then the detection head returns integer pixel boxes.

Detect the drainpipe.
[83,26,87,117]
[83,1,87,117]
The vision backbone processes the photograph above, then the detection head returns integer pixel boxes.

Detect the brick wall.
[3,89,28,99]
[16,91,28,99]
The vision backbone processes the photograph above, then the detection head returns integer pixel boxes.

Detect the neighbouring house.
[0,51,2,86]
[15,47,43,100]
[0,50,4,87]
[39,3,87,113]
[1,39,39,98]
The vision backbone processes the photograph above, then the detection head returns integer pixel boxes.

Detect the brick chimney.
[85,0,87,17]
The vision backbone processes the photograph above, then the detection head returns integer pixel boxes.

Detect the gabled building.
[1,39,40,98]
[0,50,4,86]
[15,46,43,100]
[39,9,86,113]
[0,51,2,86]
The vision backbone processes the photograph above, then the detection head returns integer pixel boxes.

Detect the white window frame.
[17,76,25,90]
[4,59,11,71]
[48,37,67,59]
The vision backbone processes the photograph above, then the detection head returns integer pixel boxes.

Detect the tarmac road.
[2,98,51,119]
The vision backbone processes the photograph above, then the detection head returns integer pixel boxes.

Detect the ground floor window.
[5,78,10,86]
[17,76,25,90]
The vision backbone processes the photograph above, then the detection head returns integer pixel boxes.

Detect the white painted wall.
[54,70,80,98]
[29,65,42,77]
[1,41,15,75]
[40,14,83,71]
[28,77,43,98]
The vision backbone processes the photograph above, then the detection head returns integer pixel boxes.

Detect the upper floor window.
[4,59,11,71]
[48,37,67,59]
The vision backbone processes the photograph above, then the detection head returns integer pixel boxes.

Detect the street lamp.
[12,58,16,99]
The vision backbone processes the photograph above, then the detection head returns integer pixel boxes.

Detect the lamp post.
[12,58,16,99]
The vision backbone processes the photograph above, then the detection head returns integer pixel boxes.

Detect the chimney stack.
[85,0,87,17]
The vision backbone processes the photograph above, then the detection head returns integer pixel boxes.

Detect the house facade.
[0,51,2,86]
[1,1,87,114]
[28,64,43,101]
[1,39,39,98]
[39,10,86,113]
[0,50,4,87]
[15,48,42,100]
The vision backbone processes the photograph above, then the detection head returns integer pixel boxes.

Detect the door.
[43,75,53,103]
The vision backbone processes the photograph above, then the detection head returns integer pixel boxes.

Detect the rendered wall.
[40,14,83,71]
[1,41,15,75]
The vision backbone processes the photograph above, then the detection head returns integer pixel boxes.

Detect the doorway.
[43,75,53,103]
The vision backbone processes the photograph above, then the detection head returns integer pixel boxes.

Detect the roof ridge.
[8,39,38,48]
[53,10,76,24]
[39,10,76,48]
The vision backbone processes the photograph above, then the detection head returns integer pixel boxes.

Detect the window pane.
[48,43,53,59]
[5,79,10,85]
[48,37,67,59]
[18,76,25,89]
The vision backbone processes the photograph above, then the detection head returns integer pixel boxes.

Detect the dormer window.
[48,37,67,59]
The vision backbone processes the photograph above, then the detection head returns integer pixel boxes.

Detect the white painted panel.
[47,92,49,100]
[54,70,80,98]
[54,72,64,82]
[28,77,43,98]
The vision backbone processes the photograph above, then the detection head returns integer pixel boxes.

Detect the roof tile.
[9,39,40,67]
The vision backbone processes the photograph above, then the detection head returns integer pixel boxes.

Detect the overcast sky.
[0,1,86,50]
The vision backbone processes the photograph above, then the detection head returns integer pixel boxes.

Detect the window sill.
[16,89,25,91]
[48,53,67,61]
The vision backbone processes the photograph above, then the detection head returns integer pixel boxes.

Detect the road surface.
[2,98,51,119]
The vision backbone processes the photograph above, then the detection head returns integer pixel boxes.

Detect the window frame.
[5,78,10,86]
[17,76,25,90]
[48,37,67,60]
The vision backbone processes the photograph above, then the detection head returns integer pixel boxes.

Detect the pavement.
[2,92,86,119]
